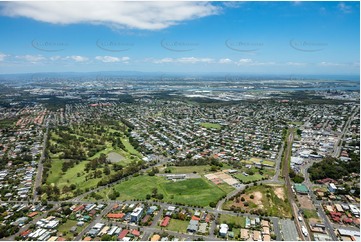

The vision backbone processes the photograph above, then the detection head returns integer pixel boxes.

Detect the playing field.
[93,175,233,207]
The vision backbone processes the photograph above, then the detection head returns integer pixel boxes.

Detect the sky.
[0,1,359,76]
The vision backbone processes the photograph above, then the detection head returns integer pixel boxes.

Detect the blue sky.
[0,1,359,76]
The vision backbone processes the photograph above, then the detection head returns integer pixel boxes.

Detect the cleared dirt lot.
[297,194,315,210]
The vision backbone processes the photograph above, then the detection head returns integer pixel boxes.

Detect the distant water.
[292,75,360,82]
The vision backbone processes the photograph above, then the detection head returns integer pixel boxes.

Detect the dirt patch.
[274,187,285,201]
[253,191,263,206]
[308,218,321,224]
[297,195,315,210]
[107,152,124,163]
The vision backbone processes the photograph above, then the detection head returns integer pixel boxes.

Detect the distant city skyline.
[0,1,359,75]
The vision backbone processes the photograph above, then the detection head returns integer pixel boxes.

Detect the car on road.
[301,226,308,237]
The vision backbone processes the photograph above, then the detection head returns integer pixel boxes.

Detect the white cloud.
[0,53,7,61]
[319,62,344,67]
[177,57,213,64]
[237,58,253,65]
[153,58,174,64]
[236,59,276,66]
[0,2,219,30]
[50,56,62,61]
[286,62,306,66]
[337,2,352,13]
[222,2,245,9]
[66,55,89,62]
[15,54,46,63]
[219,58,233,64]
[95,56,129,63]
[151,57,214,64]
[149,57,279,66]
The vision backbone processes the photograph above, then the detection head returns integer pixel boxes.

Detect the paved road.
[75,203,113,240]
[332,106,358,158]
[32,121,49,202]
[270,217,281,241]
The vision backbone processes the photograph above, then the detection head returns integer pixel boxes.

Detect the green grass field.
[162,165,212,175]
[217,183,237,194]
[165,219,189,233]
[92,175,231,207]
[47,159,104,199]
[47,159,63,184]
[233,166,274,183]
[234,173,263,183]
[46,124,142,199]
[219,214,246,228]
[303,209,319,219]
[200,122,221,130]
[121,137,142,157]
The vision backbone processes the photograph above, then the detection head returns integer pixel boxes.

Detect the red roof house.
[118,229,129,240]
[161,217,170,227]
[107,213,125,219]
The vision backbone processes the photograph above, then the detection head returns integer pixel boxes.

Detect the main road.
[32,120,49,203]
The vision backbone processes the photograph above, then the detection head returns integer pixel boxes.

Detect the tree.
[63,208,72,216]
[101,234,112,241]
[104,166,110,175]
[152,188,158,198]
